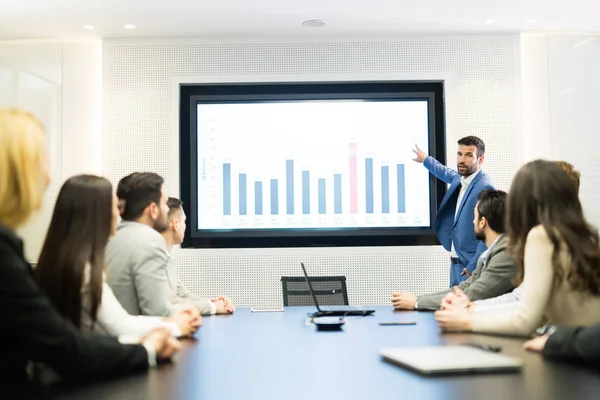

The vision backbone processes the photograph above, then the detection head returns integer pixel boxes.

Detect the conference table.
[50,306,600,399]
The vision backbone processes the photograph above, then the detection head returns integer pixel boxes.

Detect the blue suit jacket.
[424,156,495,274]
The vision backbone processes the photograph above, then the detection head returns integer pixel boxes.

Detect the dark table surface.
[48,306,600,400]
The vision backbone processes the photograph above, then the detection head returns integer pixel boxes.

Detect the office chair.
[281,276,349,306]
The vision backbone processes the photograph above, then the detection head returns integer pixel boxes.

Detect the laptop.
[380,346,522,376]
[301,262,375,317]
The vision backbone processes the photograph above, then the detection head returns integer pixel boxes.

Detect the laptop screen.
[300,262,323,311]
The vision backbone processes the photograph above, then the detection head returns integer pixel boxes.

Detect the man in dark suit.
[413,136,494,286]
[392,190,515,310]
[524,324,600,367]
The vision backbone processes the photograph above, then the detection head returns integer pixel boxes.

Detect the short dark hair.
[476,189,507,233]
[117,172,164,221]
[458,136,485,157]
[167,197,183,220]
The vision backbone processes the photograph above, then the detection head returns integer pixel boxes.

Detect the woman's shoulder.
[526,225,553,247]
[528,225,548,238]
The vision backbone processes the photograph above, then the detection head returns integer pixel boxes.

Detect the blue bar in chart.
[365,158,374,214]
[333,173,342,214]
[239,174,247,215]
[223,163,231,216]
[254,181,262,215]
[286,160,294,215]
[302,171,310,215]
[397,164,406,213]
[318,179,326,215]
[381,166,390,213]
[270,179,278,215]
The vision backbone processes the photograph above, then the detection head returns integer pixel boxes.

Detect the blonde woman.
[0,109,179,385]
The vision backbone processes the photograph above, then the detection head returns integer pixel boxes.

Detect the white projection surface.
[196,100,431,230]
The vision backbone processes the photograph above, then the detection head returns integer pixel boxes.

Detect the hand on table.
[212,296,235,314]
[523,335,549,353]
[440,287,471,310]
[141,327,181,360]
[168,308,202,337]
[391,292,417,310]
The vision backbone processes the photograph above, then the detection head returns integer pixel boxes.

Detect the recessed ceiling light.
[484,19,495,24]
[525,18,537,23]
[83,25,95,30]
[124,24,136,29]
[302,19,326,28]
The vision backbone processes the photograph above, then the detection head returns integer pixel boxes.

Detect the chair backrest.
[281,276,349,306]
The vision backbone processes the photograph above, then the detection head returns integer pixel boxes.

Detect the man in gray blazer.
[392,190,515,311]
[106,172,180,317]
[161,197,234,316]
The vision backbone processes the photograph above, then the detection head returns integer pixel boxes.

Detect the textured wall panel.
[104,37,519,306]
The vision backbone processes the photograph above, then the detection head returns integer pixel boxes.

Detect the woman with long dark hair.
[36,175,200,337]
[436,160,600,335]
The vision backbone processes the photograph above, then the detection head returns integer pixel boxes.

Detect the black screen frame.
[179,81,446,248]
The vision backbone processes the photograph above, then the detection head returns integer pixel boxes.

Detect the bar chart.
[196,100,431,230]
[220,143,407,219]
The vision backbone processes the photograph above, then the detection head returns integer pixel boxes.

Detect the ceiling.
[1,0,599,40]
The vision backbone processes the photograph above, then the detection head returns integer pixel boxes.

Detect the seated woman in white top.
[35,175,201,339]
[81,266,183,339]
[435,160,600,336]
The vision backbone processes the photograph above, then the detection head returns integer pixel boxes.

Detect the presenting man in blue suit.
[414,136,494,287]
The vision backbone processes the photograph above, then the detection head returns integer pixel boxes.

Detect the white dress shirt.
[81,265,181,340]
[479,234,503,266]
[451,169,481,257]
[472,285,523,312]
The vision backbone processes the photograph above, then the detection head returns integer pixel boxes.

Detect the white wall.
[518,34,600,227]
[6,34,598,306]
[519,35,553,162]
[0,43,62,261]
[61,43,103,178]
[546,35,600,227]
[103,36,521,306]
[0,41,102,261]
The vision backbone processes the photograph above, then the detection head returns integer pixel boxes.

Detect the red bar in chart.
[349,142,358,214]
